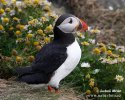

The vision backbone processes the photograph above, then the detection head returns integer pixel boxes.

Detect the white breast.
[48,39,81,88]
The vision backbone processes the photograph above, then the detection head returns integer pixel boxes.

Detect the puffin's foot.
[47,85,59,93]
[55,89,60,93]
[48,85,53,92]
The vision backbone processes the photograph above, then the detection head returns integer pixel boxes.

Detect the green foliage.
[64,31,125,99]
[0,0,57,78]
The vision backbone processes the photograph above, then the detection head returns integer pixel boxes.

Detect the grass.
[0,79,82,100]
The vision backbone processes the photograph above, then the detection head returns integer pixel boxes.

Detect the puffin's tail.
[17,73,49,84]
[14,66,33,76]
[13,67,49,84]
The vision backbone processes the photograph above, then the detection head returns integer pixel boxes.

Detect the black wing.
[31,42,67,74]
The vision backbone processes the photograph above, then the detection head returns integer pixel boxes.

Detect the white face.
[57,17,80,33]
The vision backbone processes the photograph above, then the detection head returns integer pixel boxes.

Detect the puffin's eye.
[69,18,72,24]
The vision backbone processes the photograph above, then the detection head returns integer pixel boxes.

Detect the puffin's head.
[54,14,88,34]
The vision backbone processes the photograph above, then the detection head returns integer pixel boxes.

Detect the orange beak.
[78,19,88,32]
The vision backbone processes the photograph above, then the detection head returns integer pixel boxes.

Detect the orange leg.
[55,89,60,93]
[48,85,53,92]
[48,85,60,93]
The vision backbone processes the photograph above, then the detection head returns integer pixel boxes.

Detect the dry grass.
[0,79,83,100]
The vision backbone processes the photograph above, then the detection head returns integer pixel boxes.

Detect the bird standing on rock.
[15,14,88,93]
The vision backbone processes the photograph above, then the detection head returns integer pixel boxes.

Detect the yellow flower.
[16,38,23,42]
[77,33,82,37]
[16,24,20,29]
[27,33,33,38]
[47,12,58,19]
[2,18,9,23]
[0,0,7,4]
[12,0,16,3]
[118,49,125,53]
[93,48,101,55]
[90,78,95,82]
[33,41,39,46]
[5,8,11,12]
[81,41,89,46]
[85,74,90,79]
[107,50,112,56]
[16,24,24,30]
[115,75,124,82]
[28,20,34,25]
[100,46,107,53]
[0,25,4,30]
[77,32,85,38]
[0,9,4,15]
[25,40,31,45]
[37,29,43,35]
[93,87,99,94]
[90,28,101,34]
[24,0,33,6]
[43,6,50,12]
[16,56,23,62]
[33,0,39,4]
[12,49,18,56]
[45,24,53,33]
[89,81,94,87]
[44,37,50,43]
[28,19,38,26]
[111,54,119,58]
[109,43,116,49]
[98,43,105,47]
[19,25,25,30]
[9,27,14,31]
[28,56,35,62]
[36,45,42,51]
[117,57,125,63]
[85,90,91,95]
[41,17,47,22]
[15,31,21,35]
[13,17,20,21]
[18,9,22,12]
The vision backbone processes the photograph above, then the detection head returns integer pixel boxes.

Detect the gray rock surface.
[98,0,125,9]
[50,0,125,10]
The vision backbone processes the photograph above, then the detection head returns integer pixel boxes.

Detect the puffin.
[15,14,88,93]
